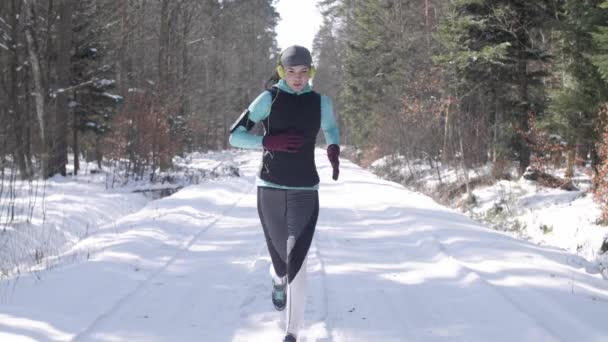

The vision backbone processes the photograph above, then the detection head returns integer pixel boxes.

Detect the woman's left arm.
[321,96,340,145]
[321,96,341,180]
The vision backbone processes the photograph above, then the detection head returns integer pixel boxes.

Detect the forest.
[1,0,608,216]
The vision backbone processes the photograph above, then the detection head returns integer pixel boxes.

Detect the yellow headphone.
[276,53,316,80]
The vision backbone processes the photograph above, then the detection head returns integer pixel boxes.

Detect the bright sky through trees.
[275,0,322,51]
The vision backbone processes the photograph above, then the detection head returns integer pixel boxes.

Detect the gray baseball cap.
[280,45,312,67]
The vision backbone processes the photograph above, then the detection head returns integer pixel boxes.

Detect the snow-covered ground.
[1,150,607,341]
[0,152,239,279]
[0,170,149,279]
[370,155,608,275]
[469,176,605,261]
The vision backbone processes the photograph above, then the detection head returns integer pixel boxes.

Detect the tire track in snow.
[335,175,565,341]
[350,198,416,341]
[72,183,255,342]
[314,190,414,342]
[430,230,606,341]
[427,233,566,342]
[348,198,416,342]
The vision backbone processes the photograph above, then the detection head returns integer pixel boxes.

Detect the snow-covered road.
[1,150,607,341]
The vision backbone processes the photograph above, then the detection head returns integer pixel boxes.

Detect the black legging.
[257,187,319,283]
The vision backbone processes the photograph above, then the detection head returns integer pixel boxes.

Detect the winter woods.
[2,0,608,217]
[312,0,608,216]
[0,0,279,181]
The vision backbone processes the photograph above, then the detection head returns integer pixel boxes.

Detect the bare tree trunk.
[45,0,54,92]
[158,0,173,170]
[180,5,192,151]
[492,87,499,162]
[442,98,451,164]
[180,4,191,119]
[24,66,34,173]
[458,113,473,203]
[73,110,79,174]
[565,139,576,179]
[9,0,31,179]
[117,1,129,94]
[517,55,531,173]
[45,0,58,176]
[95,133,102,170]
[159,0,170,96]
[136,0,147,83]
[23,0,50,178]
[55,0,73,176]
[425,0,431,49]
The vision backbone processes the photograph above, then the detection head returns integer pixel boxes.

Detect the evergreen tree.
[313,0,350,145]
[590,1,608,219]
[71,0,121,170]
[219,0,278,145]
[591,1,608,82]
[338,0,441,153]
[341,0,390,147]
[435,0,556,172]
[545,0,608,176]
[313,15,346,144]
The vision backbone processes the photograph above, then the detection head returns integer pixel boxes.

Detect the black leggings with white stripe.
[257,187,319,337]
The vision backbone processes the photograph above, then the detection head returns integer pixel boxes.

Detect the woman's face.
[284,65,311,92]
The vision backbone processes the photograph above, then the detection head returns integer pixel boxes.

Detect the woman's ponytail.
[264,70,281,90]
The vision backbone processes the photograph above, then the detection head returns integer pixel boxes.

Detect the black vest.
[260,87,321,187]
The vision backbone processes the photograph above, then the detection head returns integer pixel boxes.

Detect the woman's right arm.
[229,91,272,149]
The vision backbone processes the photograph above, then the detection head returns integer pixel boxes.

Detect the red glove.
[262,132,305,153]
[327,144,340,180]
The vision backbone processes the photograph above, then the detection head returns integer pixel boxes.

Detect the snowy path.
[1,150,608,342]
[311,172,606,342]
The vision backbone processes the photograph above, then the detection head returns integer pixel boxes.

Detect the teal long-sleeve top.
[229,79,340,190]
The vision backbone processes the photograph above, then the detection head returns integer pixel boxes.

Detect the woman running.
[229,45,340,342]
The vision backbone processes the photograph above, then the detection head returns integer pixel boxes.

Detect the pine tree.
[312,0,348,145]
[545,0,608,177]
[71,0,121,171]
[590,1,608,221]
[339,0,436,150]
[435,0,556,173]
[435,3,506,166]
[340,0,390,148]
[591,1,608,82]
[312,18,344,143]
[593,104,608,223]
